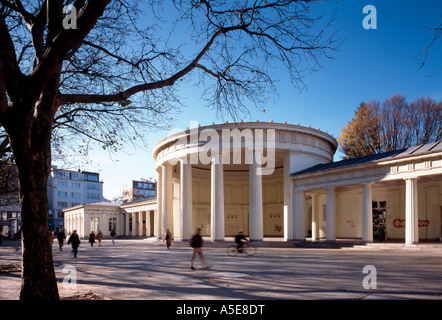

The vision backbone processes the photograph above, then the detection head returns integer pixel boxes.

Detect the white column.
[283,151,295,241]
[405,177,419,245]
[311,193,320,241]
[73,215,77,234]
[161,163,173,239]
[78,216,83,238]
[139,211,144,236]
[117,213,122,236]
[155,167,162,238]
[100,213,109,236]
[326,188,336,242]
[125,213,129,236]
[211,157,224,241]
[294,191,306,242]
[132,212,137,236]
[180,159,193,241]
[83,214,90,238]
[249,156,263,241]
[143,210,150,237]
[362,183,373,243]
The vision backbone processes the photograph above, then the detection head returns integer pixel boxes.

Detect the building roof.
[291,141,442,176]
[84,201,122,206]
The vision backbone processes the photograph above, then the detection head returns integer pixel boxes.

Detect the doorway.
[372,201,387,241]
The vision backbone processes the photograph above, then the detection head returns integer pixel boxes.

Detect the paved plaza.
[0,239,441,301]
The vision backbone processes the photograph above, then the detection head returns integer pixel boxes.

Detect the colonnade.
[157,153,289,242]
[294,177,421,245]
[121,210,156,237]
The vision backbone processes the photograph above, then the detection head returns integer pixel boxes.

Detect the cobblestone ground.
[1,239,441,300]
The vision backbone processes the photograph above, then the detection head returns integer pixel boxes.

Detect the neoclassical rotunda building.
[152,121,337,242]
[64,121,442,245]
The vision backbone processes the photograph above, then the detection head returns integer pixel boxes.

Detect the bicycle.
[226,242,257,256]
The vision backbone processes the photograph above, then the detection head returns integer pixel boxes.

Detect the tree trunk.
[7,98,60,300]
[18,161,59,300]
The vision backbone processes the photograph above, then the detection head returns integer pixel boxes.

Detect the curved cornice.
[152,121,338,166]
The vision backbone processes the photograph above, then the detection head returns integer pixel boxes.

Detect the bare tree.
[417,15,442,75]
[380,94,411,151]
[0,0,340,299]
[338,94,441,159]
[408,96,442,145]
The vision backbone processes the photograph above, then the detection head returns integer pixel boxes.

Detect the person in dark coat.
[110,229,116,245]
[190,228,209,270]
[67,230,81,258]
[57,228,66,251]
[164,229,172,249]
[89,231,96,247]
[235,230,248,253]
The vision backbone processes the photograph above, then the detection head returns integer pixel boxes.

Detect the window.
[58,181,67,187]
[84,173,99,182]
[71,192,81,199]
[87,183,100,190]
[55,171,69,179]
[72,182,80,189]
[109,218,117,232]
[58,202,68,208]
[87,193,100,200]
[90,217,100,232]
[58,191,68,198]
[71,173,79,180]
[57,211,64,218]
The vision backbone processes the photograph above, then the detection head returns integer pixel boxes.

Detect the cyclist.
[235,230,248,253]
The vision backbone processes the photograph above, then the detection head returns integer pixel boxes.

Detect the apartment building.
[123,178,157,203]
[48,166,104,231]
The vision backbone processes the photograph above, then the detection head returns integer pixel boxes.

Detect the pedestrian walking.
[49,230,55,250]
[57,228,66,251]
[379,224,386,242]
[89,231,96,247]
[110,229,116,245]
[164,228,172,249]
[67,230,81,258]
[190,228,209,270]
[97,230,103,246]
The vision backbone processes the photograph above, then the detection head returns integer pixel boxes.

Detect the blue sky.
[64,1,442,200]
